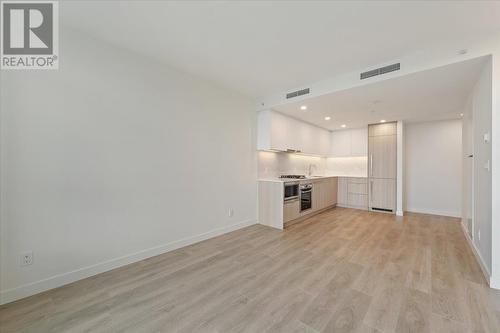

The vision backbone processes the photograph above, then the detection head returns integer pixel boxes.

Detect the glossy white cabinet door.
[350,128,368,156]
[317,129,332,156]
[270,111,295,151]
[330,130,351,157]
[257,110,331,156]
[330,127,368,157]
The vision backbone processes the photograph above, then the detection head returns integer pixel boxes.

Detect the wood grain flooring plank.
[321,288,371,333]
[395,288,431,333]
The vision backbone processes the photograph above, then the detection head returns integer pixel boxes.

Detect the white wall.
[462,95,474,240]
[0,27,257,304]
[491,48,500,289]
[469,58,493,278]
[404,119,462,217]
[325,157,367,177]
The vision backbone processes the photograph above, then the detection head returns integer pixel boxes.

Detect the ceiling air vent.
[286,88,310,99]
[360,63,400,80]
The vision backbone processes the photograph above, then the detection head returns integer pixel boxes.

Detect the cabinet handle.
[370,154,373,177]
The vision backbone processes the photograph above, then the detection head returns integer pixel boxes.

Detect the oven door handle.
[301,189,312,194]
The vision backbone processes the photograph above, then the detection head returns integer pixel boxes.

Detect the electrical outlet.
[228,208,234,217]
[20,251,33,266]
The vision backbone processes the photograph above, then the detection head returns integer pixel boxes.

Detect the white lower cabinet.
[337,177,368,210]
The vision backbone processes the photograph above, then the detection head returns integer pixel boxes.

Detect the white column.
[396,121,404,216]
[490,51,500,289]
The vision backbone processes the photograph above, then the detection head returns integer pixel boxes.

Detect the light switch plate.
[484,132,490,143]
[485,160,490,172]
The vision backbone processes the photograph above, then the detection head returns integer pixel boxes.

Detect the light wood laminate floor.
[1,208,500,333]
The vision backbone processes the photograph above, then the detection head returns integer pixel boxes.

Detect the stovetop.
[279,175,307,179]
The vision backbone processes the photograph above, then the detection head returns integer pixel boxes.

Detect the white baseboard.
[460,221,492,286]
[490,276,500,290]
[336,204,368,211]
[396,210,404,216]
[406,208,461,218]
[0,219,257,305]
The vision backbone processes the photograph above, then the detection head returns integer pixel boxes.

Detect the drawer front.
[347,177,367,184]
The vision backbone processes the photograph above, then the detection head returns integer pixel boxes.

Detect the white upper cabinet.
[316,129,331,156]
[257,110,331,156]
[350,128,368,156]
[330,127,368,157]
[330,130,351,157]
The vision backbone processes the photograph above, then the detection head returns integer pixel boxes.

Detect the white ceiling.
[273,56,487,130]
[61,1,500,98]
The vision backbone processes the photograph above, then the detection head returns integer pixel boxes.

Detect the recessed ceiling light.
[324,116,331,121]
[380,120,386,123]
[460,113,464,117]
[341,124,347,128]
[458,49,468,55]
[300,105,307,110]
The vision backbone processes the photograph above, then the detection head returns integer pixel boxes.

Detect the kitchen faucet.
[308,163,317,176]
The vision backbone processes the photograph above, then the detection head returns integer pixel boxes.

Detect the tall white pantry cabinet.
[368,122,397,213]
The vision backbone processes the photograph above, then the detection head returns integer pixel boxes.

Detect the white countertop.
[258,174,367,183]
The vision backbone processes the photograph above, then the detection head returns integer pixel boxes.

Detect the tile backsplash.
[326,156,368,176]
[258,151,367,178]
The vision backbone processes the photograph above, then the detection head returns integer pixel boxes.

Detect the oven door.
[284,183,299,202]
[300,188,312,211]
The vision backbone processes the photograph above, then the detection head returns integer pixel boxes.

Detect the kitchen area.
[257,109,398,229]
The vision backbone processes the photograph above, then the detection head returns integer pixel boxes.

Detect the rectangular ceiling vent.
[360,63,400,80]
[286,88,310,99]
